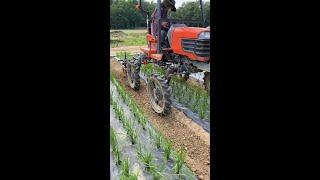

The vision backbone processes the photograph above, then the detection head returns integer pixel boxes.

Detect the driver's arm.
[161,22,169,30]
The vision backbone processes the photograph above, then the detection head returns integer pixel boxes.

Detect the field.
[110,29,147,48]
[110,29,211,180]
[110,72,197,179]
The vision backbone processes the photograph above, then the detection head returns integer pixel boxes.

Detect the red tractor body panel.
[142,27,210,62]
[171,27,210,62]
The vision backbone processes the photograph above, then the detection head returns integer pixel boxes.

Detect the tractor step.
[162,48,172,51]
[140,47,156,54]
[150,54,163,60]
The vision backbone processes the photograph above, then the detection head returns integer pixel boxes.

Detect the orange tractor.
[122,0,210,115]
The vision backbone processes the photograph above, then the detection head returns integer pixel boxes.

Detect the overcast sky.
[148,0,210,8]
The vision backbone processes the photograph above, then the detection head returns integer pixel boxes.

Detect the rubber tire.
[147,74,172,116]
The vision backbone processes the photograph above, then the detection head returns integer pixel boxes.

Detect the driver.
[151,0,176,47]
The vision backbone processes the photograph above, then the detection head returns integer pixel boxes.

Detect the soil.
[110,46,142,56]
[110,59,211,180]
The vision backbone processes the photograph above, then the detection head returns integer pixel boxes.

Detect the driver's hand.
[162,22,169,27]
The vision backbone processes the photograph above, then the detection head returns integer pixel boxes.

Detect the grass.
[110,29,147,48]
[111,29,146,34]
[116,51,133,60]
[140,63,166,77]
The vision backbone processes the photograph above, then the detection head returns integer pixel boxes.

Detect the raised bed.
[110,73,197,180]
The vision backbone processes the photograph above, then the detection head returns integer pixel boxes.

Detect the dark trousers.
[161,30,168,47]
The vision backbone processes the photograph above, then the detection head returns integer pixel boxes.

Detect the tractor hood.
[171,27,210,39]
[169,26,210,62]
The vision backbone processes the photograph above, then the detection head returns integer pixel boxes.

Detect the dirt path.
[110,46,142,56]
[110,59,211,180]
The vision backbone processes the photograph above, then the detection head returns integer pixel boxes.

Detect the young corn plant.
[110,128,121,166]
[155,133,163,149]
[118,108,125,123]
[136,141,143,158]
[151,170,164,180]
[199,106,206,119]
[132,105,138,118]
[151,161,166,180]
[141,151,153,170]
[140,116,147,130]
[126,120,138,144]
[174,149,186,176]
[148,128,154,140]
[164,140,173,161]
[199,96,209,119]
[121,157,130,177]
[120,173,139,180]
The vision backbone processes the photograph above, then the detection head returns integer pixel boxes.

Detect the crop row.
[114,52,210,119]
[110,73,195,179]
[110,87,186,179]
[110,127,139,179]
[140,63,210,120]
[116,51,133,60]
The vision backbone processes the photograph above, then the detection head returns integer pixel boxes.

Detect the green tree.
[110,0,210,29]
[171,1,210,27]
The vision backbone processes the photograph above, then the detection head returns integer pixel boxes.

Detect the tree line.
[110,0,210,29]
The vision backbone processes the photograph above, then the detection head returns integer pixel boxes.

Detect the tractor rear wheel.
[147,74,171,116]
[126,58,140,90]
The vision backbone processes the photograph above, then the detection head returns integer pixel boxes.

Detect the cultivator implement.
[115,0,211,116]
